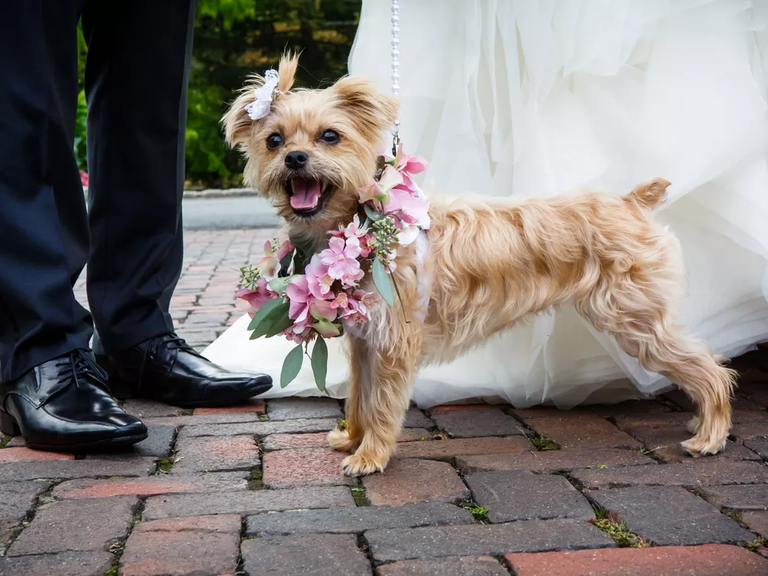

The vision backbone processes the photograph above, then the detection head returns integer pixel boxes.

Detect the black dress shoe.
[0,350,148,452]
[96,333,272,408]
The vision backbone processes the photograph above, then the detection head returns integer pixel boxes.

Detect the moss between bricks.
[157,456,175,474]
[248,470,264,490]
[531,435,558,451]
[590,508,649,548]
[351,486,371,507]
[745,536,766,552]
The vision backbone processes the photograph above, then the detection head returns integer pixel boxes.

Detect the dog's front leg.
[335,334,417,477]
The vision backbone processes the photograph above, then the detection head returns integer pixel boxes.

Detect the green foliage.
[372,258,394,307]
[74,90,88,172]
[531,435,558,451]
[462,503,490,523]
[280,343,304,388]
[74,1,361,186]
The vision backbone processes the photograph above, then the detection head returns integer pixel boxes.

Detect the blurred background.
[75,0,362,191]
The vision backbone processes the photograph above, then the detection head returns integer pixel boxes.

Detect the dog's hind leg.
[578,276,735,456]
[334,335,417,477]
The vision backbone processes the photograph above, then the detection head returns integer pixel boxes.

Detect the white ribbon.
[245,69,279,120]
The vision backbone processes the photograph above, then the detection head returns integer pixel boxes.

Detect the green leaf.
[363,203,383,222]
[247,298,283,331]
[265,311,294,338]
[280,344,304,388]
[372,258,395,306]
[249,302,290,339]
[311,337,329,392]
[268,276,293,295]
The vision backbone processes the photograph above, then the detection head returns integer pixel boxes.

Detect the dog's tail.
[626,178,670,210]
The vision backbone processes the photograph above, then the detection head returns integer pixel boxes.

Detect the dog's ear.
[332,76,400,136]
[222,52,300,150]
[222,81,258,150]
[277,51,299,94]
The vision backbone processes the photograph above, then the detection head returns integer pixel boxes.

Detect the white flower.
[245,70,279,120]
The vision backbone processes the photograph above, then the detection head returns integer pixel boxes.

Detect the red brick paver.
[506,544,768,576]
[363,458,470,506]
[120,515,241,576]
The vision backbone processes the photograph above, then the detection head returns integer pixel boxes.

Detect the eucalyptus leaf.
[265,311,294,338]
[247,298,283,331]
[372,257,395,306]
[249,302,290,339]
[311,337,329,392]
[363,203,383,222]
[268,276,292,295]
[280,344,304,388]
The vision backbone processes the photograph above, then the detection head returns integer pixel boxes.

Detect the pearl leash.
[391,0,401,152]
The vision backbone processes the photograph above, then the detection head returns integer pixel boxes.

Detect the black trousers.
[0,1,196,383]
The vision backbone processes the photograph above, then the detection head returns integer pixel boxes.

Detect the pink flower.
[258,237,294,280]
[286,276,339,327]
[331,292,349,310]
[358,165,403,204]
[395,142,428,175]
[305,254,334,300]
[235,280,274,317]
[320,237,364,286]
[382,187,431,245]
[286,276,312,322]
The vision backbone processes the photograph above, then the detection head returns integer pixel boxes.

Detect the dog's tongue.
[290,179,322,210]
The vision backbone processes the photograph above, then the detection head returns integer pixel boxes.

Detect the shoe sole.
[24,433,149,453]
[110,380,273,409]
[1,408,148,453]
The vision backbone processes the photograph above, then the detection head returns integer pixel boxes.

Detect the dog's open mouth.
[287,177,332,217]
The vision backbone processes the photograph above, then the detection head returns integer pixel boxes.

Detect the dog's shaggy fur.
[225,54,735,477]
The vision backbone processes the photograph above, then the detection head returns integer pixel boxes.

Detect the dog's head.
[224,53,399,241]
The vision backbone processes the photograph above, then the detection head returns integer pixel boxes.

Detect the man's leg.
[84,1,271,405]
[83,1,194,352]
[0,0,146,451]
[0,0,92,381]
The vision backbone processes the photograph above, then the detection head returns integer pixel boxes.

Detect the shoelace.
[163,334,203,357]
[54,349,109,389]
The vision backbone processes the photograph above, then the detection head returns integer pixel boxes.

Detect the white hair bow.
[245,69,279,120]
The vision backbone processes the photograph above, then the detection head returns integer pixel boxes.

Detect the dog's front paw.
[342,452,388,477]
[681,433,727,457]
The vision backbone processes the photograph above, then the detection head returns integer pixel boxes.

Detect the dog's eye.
[320,130,340,144]
[266,133,283,150]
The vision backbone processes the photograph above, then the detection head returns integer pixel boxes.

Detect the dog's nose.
[285,151,309,170]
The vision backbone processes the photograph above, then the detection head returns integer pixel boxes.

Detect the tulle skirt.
[205,0,768,408]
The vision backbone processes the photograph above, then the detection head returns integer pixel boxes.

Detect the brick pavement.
[0,229,767,575]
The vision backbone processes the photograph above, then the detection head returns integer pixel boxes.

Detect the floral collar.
[235,143,430,391]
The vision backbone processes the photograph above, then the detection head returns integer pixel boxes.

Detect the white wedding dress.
[205,0,768,408]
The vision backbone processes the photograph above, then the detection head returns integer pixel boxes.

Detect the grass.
[103,566,119,576]
[258,414,269,421]
[181,408,194,416]
[351,486,371,507]
[531,435,558,451]
[247,470,264,490]
[336,419,347,430]
[462,502,490,523]
[0,435,11,449]
[590,510,649,548]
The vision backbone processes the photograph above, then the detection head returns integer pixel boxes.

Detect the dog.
[224,54,735,477]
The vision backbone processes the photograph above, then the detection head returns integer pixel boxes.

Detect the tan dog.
[224,54,735,477]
